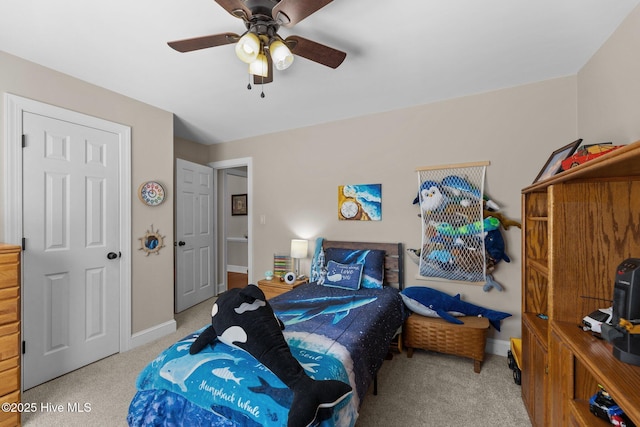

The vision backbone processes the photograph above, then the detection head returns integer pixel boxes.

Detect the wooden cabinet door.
[522,325,548,427]
[531,334,548,427]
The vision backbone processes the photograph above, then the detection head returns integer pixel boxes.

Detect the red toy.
[561,143,624,170]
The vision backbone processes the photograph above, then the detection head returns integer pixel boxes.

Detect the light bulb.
[269,40,294,71]
[249,53,268,77]
[235,33,260,63]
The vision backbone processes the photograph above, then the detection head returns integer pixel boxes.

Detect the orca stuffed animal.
[190,284,352,427]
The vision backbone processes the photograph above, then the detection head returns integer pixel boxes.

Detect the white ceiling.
[1,0,638,145]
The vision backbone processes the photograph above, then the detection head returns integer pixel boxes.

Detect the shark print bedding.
[127,283,406,426]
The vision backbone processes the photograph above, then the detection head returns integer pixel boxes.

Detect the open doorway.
[210,158,253,294]
[225,167,248,290]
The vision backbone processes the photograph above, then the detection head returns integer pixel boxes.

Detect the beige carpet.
[22,297,530,426]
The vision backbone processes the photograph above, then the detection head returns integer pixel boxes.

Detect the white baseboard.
[127,319,177,350]
[486,338,510,357]
[216,282,226,295]
[227,265,248,274]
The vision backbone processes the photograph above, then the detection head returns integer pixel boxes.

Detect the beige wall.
[577,5,640,144]
[202,4,640,344]
[208,77,579,343]
[0,51,175,335]
[2,1,637,349]
[174,136,210,165]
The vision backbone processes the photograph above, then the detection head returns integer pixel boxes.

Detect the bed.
[127,240,406,427]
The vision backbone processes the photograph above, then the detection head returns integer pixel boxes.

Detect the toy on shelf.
[589,385,634,426]
[413,161,520,291]
[561,142,625,171]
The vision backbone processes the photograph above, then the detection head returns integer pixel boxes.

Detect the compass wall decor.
[337,184,381,221]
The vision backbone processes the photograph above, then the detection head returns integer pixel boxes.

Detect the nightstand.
[257,277,307,299]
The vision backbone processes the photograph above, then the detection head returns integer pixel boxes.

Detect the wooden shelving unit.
[521,139,640,426]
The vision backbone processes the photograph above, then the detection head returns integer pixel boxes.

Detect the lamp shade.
[235,33,260,63]
[269,40,294,71]
[290,239,308,259]
[248,53,269,77]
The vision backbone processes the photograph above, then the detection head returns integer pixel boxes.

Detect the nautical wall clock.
[138,181,166,206]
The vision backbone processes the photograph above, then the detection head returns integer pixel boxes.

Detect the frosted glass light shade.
[235,33,260,63]
[269,40,294,70]
[290,239,308,259]
[248,53,268,77]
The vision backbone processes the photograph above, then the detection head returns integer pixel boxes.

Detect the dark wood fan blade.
[272,0,333,27]
[215,0,252,20]
[168,33,239,53]
[253,53,273,84]
[285,35,346,68]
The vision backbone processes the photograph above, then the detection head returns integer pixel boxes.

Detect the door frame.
[3,93,133,356]
[210,157,253,293]
[222,166,247,277]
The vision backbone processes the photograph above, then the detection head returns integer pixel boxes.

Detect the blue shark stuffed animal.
[401,286,512,331]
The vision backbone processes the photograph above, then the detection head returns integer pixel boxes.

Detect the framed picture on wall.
[231,193,247,216]
[533,139,582,184]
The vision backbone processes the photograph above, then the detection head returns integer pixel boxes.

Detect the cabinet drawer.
[0,390,20,427]
[0,357,18,377]
[259,287,281,300]
[0,296,19,325]
[0,265,18,290]
[0,249,19,289]
[0,332,19,364]
[0,367,19,398]
[0,324,20,380]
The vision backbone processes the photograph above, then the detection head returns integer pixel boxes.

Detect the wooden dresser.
[521,140,640,426]
[0,244,21,427]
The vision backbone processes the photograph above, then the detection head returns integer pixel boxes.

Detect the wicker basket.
[403,314,489,373]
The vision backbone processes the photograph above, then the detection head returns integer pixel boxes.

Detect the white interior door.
[175,159,215,312]
[22,111,121,390]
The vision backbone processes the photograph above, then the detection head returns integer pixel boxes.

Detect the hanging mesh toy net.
[416,161,491,283]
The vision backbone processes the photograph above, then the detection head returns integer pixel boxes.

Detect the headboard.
[321,240,404,290]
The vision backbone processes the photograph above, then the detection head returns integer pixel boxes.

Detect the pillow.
[321,260,363,290]
[324,248,385,289]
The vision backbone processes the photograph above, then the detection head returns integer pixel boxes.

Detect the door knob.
[107,252,120,260]
[178,241,186,246]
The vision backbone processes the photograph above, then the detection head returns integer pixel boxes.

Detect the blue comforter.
[128,283,405,426]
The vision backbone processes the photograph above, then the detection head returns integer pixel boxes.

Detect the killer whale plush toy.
[190,284,353,427]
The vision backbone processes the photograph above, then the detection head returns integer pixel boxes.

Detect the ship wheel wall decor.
[139,224,166,256]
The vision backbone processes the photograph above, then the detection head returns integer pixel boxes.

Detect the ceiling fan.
[167,0,347,86]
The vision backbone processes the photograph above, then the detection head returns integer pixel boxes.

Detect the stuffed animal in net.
[190,284,352,427]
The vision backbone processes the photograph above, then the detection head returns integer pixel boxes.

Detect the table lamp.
[290,239,308,279]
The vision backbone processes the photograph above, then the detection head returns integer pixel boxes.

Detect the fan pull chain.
[247,74,252,91]
[260,74,265,98]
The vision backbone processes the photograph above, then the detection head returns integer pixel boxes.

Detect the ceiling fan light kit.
[269,39,293,70]
[168,0,346,97]
[235,32,261,63]
[248,52,269,77]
